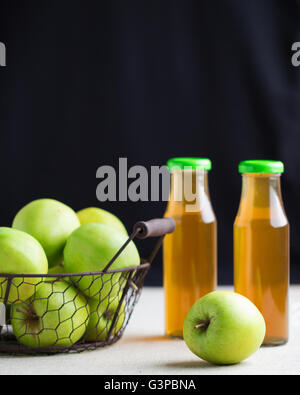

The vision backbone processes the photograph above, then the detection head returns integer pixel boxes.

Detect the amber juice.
[164,170,217,337]
[234,173,289,345]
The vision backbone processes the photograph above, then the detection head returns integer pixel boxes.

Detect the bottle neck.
[237,173,287,224]
[167,170,214,218]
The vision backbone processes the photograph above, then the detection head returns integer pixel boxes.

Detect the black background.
[0,0,299,285]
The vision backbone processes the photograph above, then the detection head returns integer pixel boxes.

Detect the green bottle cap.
[238,160,284,174]
[167,157,212,171]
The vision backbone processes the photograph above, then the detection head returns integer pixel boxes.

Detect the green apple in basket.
[0,227,48,304]
[45,264,71,283]
[77,207,128,236]
[11,280,90,348]
[12,198,80,268]
[85,294,126,342]
[64,223,140,300]
[48,264,65,276]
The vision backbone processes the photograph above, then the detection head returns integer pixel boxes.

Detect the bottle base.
[262,337,288,347]
[165,330,183,339]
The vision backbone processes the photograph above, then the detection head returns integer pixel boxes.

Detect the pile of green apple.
[0,199,140,348]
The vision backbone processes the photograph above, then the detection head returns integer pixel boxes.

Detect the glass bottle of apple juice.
[234,160,289,346]
[163,158,217,338]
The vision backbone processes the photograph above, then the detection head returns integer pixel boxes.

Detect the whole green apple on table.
[183,291,266,365]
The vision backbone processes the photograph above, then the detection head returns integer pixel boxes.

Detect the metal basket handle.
[133,218,176,239]
[103,217,175,272]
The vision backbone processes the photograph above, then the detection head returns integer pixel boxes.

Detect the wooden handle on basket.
[133,218,176,239]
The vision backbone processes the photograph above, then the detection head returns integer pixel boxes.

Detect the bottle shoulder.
[235,177,289,227]
[165,207,216,224]
[234,208,289,228]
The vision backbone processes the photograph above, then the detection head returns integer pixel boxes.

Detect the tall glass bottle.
[164,158,217,338]
[234,160,289,346]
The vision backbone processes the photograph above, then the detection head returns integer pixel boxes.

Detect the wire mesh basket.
[0,218,175,355]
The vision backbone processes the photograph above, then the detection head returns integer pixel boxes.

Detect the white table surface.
[0,286,299,375]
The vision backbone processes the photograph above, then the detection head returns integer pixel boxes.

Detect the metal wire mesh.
[0,263,150,355]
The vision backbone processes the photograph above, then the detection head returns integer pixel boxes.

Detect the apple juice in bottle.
[163,158,217,338]
[234,160,289,346]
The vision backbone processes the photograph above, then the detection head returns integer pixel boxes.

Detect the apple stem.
[16,308,28,316]
[194,321,210,331]
[16,304,39,321]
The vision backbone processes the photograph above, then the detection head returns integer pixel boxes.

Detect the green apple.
[77,207,128,235]
[45,264,71,283]
[85,294,125,342]
[183,291,266,365]
[64,223,140,299]
[11,280,90,348]
[0,227,48,304]
[12,198,80,267]
[48,264,65,275]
